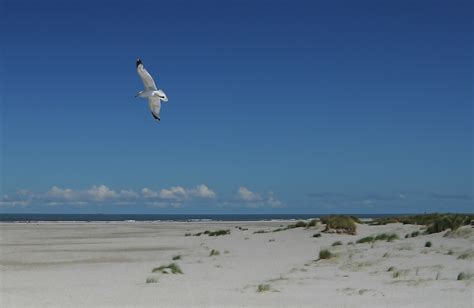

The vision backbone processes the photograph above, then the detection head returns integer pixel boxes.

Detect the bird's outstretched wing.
[136,59,157,91]
[148,97,161,121]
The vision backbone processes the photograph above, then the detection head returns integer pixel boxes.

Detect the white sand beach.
[0,221,472,307]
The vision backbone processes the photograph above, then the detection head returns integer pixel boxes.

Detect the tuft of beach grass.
[319,249,332,260]
[257,284,271,292]
[152,263,183,274]
[209,249,220,256]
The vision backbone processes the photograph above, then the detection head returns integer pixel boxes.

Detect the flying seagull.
[135,59,168,122]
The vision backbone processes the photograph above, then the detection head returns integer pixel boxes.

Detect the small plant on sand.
[319,249,332,260]
[205,229,230,236]
[356,236,375,244]
[457,272,472,280]
[332,241,342,246]
[356,233,398,244]
[257,284,271,292]
[457,252,473,260]
[146,277,159,283]
[375,233,399,242]
[425,241,432,247]
[185,233,191,237]
[383,252,389,258]
[392,271,400,278]
[411,231,420,237]
[347,241,354,245]
[209,249,220,256]
[313,233,321,238]
[254,230,270,234]
[387,266,395,272]
[172,255,181,260]
[152,263,183,274]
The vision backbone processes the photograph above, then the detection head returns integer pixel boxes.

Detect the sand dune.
[0,221,472,307]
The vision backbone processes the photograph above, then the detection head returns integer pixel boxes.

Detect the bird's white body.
[137,90,165,98]
[135,59,168,122]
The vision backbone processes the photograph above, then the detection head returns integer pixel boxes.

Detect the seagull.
[135,59,168,122]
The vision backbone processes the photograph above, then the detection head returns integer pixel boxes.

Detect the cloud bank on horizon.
[0,185,284,210]
[1,185,472,213]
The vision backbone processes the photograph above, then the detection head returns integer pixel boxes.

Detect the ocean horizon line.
[1,212,472,223]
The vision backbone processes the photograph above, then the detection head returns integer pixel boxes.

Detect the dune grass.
[371,213,473,234]
[312,233,321,238]
[205,229,230,236]
[457,252,473,260]
[356,236,375,244]
[146,277,159,283]
[321,216,357,234]
[193,229,230,236]
[424,241,432,247]
[356,233,398,244]
[331,241,342,246]
[457,272,472,280]
[257,284,271,292]
[319,249,332,260]
[152,263,183,274]
[209,249,220,256]
[172,255,181,260]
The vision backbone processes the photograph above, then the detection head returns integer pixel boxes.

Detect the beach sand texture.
[0,221,473,307]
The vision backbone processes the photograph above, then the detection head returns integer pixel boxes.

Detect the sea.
[0,213,406,223]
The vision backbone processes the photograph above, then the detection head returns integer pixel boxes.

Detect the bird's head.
[156,90,168,102]
[136,58,143,68]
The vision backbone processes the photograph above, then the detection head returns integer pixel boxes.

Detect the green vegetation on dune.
[331,241,342,246]
[257,284,271,292]
[371,213,473,234]
[205,229,230,236]
[356,233,398,244]
[319,249,332,260]
[146,277,159,283]
[321,216,357,235]
[152,263,183,274]
[209,249,220,256]
[193,229,230,236]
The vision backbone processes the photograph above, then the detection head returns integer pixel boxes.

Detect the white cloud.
[190,184,216,199]
[266,192,283,208]
[46,186,76,200]
[86,185,118,201]
[141,188,159,198]
[235,187,284,208]
[159,186,188,200]
[236,187,261,201]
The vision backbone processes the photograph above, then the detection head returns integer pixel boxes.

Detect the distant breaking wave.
[0,213,405,223]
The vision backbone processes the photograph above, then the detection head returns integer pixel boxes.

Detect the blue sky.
[1,0,472,214]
